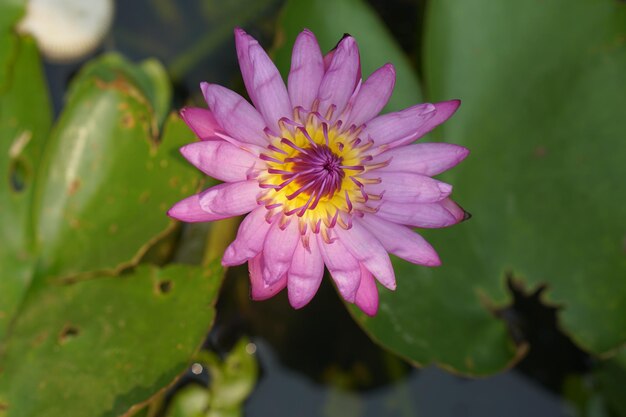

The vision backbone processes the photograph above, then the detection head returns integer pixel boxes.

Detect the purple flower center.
[289,145,345,200]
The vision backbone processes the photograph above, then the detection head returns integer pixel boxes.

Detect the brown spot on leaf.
[0,402,8,411]
[31,330,49,348]
[58,324,80,345]
[109,223,119,234]
[139,191,151,203]
[69,218,81,229]
[169,177,180,187]
[122,113,135,129]
[68,179,81,196]
[533,146,547,158]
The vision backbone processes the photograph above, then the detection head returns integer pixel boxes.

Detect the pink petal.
[365,171,452,204]
[317,235,361,303]
[198,180,260,218]
[222,207,271,266]
[343,63,395,127]
[235,28,260,107]
[334,222,396,290]
[355,264,379,316]
[262,220,300,285]
[358,215,441,266]
[375,143,470,176]
[365,100,461,148]
[167,193,217,223]
[288,29,324,111]
[249,254,287,300]
[201,82,268,147]
[322,35,361,88]
[287,236,324,309]
[317,36,361,119]
[179,107,221,140]
[376,198,466,228]
[180,141,262,182]
[248,43,292,134]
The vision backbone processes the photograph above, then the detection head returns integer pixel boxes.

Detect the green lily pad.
[274,0,422,109]
[0,35,52,338]
[32,55,200,280]
[0,25,222,417]
[351,0,626,374]
[0,0,26,91]
[0,263,222,417]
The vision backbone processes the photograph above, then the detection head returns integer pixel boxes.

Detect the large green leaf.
[0,43,221,416]
[0,34,52,337]
[352,0,626,374]
[274,0,422,110]
[0,0,25,91]
[32,56,199,280]
[0,263,222,417]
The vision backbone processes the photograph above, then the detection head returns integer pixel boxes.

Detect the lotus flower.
[168,28,469,315]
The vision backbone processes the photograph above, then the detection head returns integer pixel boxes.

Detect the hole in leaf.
[158,280,173,294]
[497,273,591,393]
[9,158,28,192]
[58,324,80,345]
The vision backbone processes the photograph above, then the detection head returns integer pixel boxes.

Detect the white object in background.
[17,0,114,62]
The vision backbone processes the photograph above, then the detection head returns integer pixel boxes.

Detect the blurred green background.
[0,0,625,416]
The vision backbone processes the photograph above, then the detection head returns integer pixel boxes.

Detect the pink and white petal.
[288,29,324,111]
[222,207,272,266]
[247,41,292,134]
[179,107,221,140]
[365,172,452,204]
[365,100,461,148]
[167,193,221,223]
[262,220,300,286]
[358,215,441,266]
[376,198,467,228]
[201,83,268,147]
[249,254,287,300]
[323,47,335,71]
[343,63,395,128]
[355,264,379,316]
[287,236,324,309]
[180,141,262,182]
[374,143,470,176]
[334,222,396,290]
[198,180,260,217]
[317,36,361,119]
[317,235,361,303]
[363,103,435,146]
[234,28,259,104]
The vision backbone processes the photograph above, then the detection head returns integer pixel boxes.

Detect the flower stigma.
[257,102,386,242]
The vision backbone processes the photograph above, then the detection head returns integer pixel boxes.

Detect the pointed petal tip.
[166,199,198,222]
[435,99,461,118]
[221,247,240,267]
[342,292,357,304]
[382,62,395,74]
[359,303,379,317]
[200,81,210,97]
[287,290,313,310]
